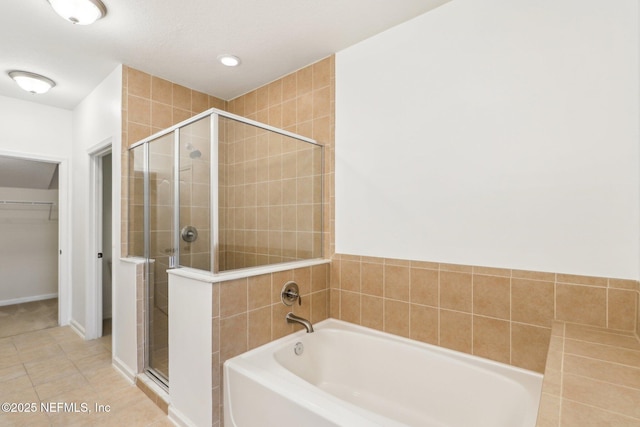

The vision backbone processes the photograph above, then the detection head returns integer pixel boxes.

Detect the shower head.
[189,150,202,159]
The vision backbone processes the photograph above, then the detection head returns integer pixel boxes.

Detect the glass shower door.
[146,132,175,384]
[178,116,211,271]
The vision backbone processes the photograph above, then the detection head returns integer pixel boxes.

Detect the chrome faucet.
[286,312,314,333]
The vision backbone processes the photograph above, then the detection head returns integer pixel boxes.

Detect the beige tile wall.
[209,57,335,427]
[218,117,323,270]
[212,263,330,426]
[178,116,213,271]
[637,281,640,341]
[330,253,639,373]
[225,56,335,267]
[537,322,640,425]
[121,65,226,258]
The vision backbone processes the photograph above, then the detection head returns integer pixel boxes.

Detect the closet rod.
[0,200,56,206]
[0,200,57,221]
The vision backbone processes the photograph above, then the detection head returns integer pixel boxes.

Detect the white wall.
[0,188,58,304]
[72,65,122,337]
[336,0,639,279]
[168,271,212,427]
[0,95,72,322]
[112,257,141,382]
[0,95,73,159]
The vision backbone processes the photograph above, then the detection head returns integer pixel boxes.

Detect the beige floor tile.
[40,386,102,426]
[148,418,176,427]
[94,396,166,427]
[0,375,36,400]
[2,410,51,427]
[84,365,132,391]
[59,339,109,361]
[0,309,172,426]
[35,372,92,401]
[0,299,58,340]
[97,382,150,409]
[0,363,27,383]
[12,330,57,351]
[0,353,22,370]
[18,342,65,363]
[72,351,112,376]
[0,386,40,408]
[97,334,113,351]
[46,327,82,343]
[45,405,97,427]
[25,356,81,386]
[0,337,17,354]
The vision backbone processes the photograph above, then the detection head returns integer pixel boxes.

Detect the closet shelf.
[0,200,58,220]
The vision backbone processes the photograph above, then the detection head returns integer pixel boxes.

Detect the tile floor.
[0,324,173,426]
[0,298,58,338]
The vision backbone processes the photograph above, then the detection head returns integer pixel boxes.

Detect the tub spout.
[286,312,314,333]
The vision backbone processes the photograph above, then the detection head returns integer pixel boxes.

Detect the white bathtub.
[223,319,543,427]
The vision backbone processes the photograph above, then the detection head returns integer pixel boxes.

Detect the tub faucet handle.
[281,281,301,306]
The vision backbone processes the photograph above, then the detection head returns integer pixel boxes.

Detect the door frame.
[0,149,70,326]
[86,139,112,340]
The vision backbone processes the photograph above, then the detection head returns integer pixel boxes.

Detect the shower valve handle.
[281,281,302,306]
[284,290,302,305]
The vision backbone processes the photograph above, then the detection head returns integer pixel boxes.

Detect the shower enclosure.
[128,108,323,386]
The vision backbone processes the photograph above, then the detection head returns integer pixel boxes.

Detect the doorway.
[102,153,113,337]
[87,143,112,340]
[0,156,60,337]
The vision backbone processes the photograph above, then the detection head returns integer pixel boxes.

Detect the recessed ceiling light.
[217,54,241,67]
[47,0,107,25]
[8,70,56,94]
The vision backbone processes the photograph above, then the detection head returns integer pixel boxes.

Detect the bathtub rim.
[228,317,544,381]
[223,318,543,427]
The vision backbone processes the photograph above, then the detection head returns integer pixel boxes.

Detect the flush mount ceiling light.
[47,0,107,25]
[217,54,241,67]
[8,70,56,94]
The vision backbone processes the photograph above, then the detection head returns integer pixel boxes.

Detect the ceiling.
[0,0,449,110]
[0,157,58,190]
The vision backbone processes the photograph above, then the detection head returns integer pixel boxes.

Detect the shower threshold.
[145,368,168,391]
[137,371,170,413]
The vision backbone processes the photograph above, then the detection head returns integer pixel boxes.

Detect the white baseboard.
[0,293,58,307]
[168,406,196,427]
[112,356,136,384]
[69,318,85,339]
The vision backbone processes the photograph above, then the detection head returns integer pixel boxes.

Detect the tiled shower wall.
[225,56,335,264]
[330,253,640,373]
[218,117,323,270]
[178,117,212,271]
[122,65,226,257]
